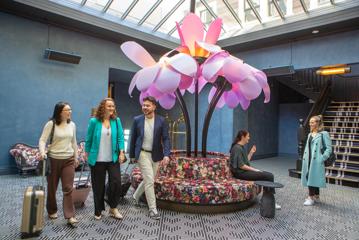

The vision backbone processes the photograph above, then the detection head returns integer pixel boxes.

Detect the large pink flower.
[176,13,222,57]
[202,51,270,110]
[120,41,198,109]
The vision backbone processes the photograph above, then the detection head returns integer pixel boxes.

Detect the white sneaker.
[275,203,281,210]
[303,198,315,206]
[149,208,160,220]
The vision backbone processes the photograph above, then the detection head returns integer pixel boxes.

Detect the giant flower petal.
[237,75,262,100]
[121,41,157,68]
[155,67,181,93]
[222,56,249,83]
[159,93,176,110]
[128,71,139,97]
[135,64,160,92]
[224,90,240,109]
[205,18,222,44]
[202,51,229,81]
[167,53,197,77]
[179,13,204,56]
[249,66,270,103]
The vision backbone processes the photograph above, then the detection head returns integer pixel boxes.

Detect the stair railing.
[296,77,333,170]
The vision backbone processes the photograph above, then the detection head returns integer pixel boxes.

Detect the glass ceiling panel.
[157,1,190,34]
[142,0,179,30]
[106,0,134,18]
[126,0,158,24]
[85,0,110,11]
[49,0,355,42]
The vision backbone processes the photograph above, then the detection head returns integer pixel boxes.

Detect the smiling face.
[142,100,156,116]
[309,117,319,132]
[242,132,250,144]
[60,104,72,122]
[104,100,115,118]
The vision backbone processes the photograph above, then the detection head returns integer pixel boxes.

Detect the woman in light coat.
[301,115,332,206]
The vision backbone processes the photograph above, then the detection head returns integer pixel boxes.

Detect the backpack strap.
[49,120,55,144]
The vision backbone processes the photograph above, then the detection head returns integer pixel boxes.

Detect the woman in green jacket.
[85,98,125,220]
[301,115,332,206]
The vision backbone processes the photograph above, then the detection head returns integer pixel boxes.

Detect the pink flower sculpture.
[121,13,270,110]
[120,41,197,109]
[202,50,270,109]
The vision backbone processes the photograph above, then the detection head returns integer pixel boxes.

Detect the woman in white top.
[39,102,79,227]
[85,98,125,220]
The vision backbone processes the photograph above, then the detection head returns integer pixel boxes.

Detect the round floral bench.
[131,151,260,213]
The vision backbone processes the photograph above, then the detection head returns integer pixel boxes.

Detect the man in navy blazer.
[129,96,171,220]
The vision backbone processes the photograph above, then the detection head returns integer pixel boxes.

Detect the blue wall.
[278,103,312,156]
[0,12,139,173]
[238,30,359,70]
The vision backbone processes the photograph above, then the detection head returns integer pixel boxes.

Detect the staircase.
[324,101,359,187]
[289,101,359,188]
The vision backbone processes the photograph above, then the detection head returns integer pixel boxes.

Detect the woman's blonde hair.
[95,98,117,122]
[310,115,324,132]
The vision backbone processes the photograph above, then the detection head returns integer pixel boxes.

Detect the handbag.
[320,133,336,167]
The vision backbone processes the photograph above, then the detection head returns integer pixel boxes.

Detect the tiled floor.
[1,157,358,240]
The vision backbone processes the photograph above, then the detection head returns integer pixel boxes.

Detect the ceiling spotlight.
[312,30,319,34]
[316,64,351,75]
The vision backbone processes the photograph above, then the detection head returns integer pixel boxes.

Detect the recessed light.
[312,30,319,34]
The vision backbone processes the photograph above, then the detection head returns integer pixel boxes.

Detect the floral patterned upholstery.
[9,141,86,174]
[131,151,259,204]
[9,143,41,168]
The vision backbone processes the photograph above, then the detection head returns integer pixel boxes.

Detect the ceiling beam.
[222,0,243,29]
[121,0,139,20]
[80,0,87,6]
[138,0,163,26]
[246,0,262,23]
[299,0,309,13]
[271,0,285,19]
[103,0,113,13]
[153,0,185,32]
[199,0,226,32]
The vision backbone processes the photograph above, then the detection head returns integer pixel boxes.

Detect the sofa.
[131,151,260,213]
[9,141,86,176]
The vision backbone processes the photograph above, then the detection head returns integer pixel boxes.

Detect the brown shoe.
[109,208,123,220]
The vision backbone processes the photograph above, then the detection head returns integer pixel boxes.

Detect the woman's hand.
[250,145,256,154]
[119,151,126,163]
[39,153,47,161]
[75,160,80,168]
[84,152,88,161]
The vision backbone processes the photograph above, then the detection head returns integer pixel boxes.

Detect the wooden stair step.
[326,167,359,173]
[290,170,359,182]
[335,160,359,165]
[335,152,359,157]
[325,174,359,183]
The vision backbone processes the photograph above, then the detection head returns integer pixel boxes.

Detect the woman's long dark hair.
[51,101,71,125]
[230,130,249,152]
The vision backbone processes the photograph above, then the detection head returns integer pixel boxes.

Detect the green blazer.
[85,117,125,166]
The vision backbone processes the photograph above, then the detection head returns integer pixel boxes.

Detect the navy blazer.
[129,114,171,162]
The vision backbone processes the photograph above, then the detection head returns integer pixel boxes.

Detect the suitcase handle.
[76,161,90,189]
[42,157,47,187]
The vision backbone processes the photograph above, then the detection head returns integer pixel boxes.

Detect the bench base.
[157,197,258,214]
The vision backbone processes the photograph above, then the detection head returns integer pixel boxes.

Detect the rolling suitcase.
[20,158,47,238]
[72,162,91,208]
[104,163,133,203]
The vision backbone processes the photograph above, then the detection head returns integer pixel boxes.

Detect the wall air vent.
[44,48,81,64]
[263,66,295,77]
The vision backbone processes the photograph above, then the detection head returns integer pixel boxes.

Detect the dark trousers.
[90,161,121,216]
[46,156,75,219]
[308,186,320,196]
[232,170,275,193]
